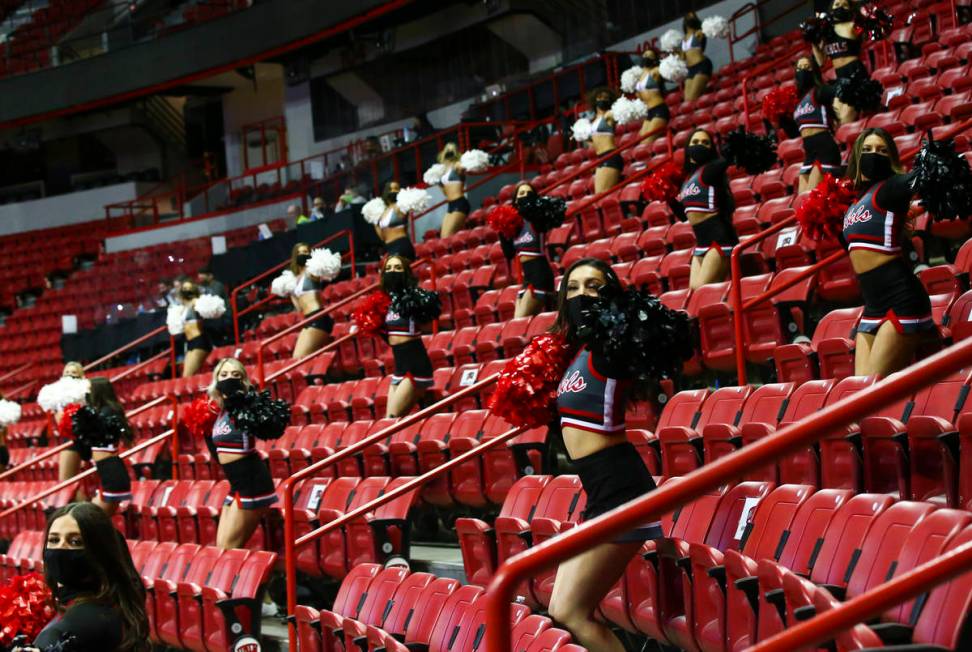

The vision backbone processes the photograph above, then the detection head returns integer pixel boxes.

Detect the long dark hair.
[794,55,824,91]
[513,181,537,207]
[45,503,149,651]
[380,254,418,293]
[845,127,904,188]
[684,128,736,218]
[87,377,132,444]
[550,257,624,344]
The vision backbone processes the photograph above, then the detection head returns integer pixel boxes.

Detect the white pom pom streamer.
[194,294,226,319]
[0,399,21,426]
[423,163,446,186]
[306,248,342,282]
[167,304,186,335]
[271,270,297,297]
[620,66,644,93]
[396,187,431,215]
[361,197,387,225]
[611,97,649,125]
[660,54,689,82]
[459,149,490,173]
[572,118,594,142]
[37,377,89,414]
[660,28,683,52]
[702,15,730,39]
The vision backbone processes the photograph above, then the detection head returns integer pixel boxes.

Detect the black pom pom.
[228,390,291,441]
[911,135,972,221]
[834,68,883,112]
[390,286,442,323]
[721,128,778,174]
[70,406,126,448]
[800,13,831,43]
[573,288,695,382]
[855,4,894,40]
[515,194,567,232]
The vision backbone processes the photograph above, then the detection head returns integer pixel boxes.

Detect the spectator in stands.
[812,0,866,124]
[588,87,624,195]
[289,242,334,359]
[197,268,227,301]
[843,128,935,375]
[793,56,842,193]
[288,204,310,225]
[206,359,278,548]
[22,502,148,650]
[374,180,416,259]
[335,186,364,212]
[310,196,327,220]
[437,143,473,237]
[634,47,669,143]
[672,128,737,289]
[500,182,557,317]
[177,280,214,378]
[545,258,670,652]
[681,11,713,101]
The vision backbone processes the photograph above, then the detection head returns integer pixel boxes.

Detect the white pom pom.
[361,197,387,225]
[0,399,21,426]
[660,29,683,52]
[306,248,342,282]
[37,377,89,413]
[620,66,644,93]
[194,294,226,319]
[702,15,730,39]
[423,163,446,186]
[271,270,297,297]
[396,187,431,215]
[611,97,649,125]
[572,118,594,142]
[166,304,186,335]
[660,54,689,82]
[459,149,490,173]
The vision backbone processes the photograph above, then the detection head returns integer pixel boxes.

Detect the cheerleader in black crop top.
[499,183,557,318]
[177,280,213,378]
[811,1,881,124]
[842,129,934,376]
[794,56,842,193]
[374,180,417,260]
[437,143,472,238]
[681,11,712,101]
[288,242,335,360]
[588,87,624,194]
[634,48,670,142]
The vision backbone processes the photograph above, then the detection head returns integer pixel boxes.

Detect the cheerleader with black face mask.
[793,56,842,193]
[374,181,416,260]
[288,242,335,359]
[635,48,670,142]
[682,12,712,101]
[498,182,560,318]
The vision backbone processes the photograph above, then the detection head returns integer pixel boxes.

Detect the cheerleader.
[61,361,84,381]
[498,183,559,318]
[374,181,417,260]
[437,143,472,238]
[0,394,18,469]
[793,56,842,192]
[46,363,88,486]
[287,242,334,359]
[588,87,624,194]
[810,0,874,124]
[681,12,712,101]
[176,280,212,378]
[634,48,669,142]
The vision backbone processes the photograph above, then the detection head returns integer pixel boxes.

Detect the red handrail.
[282,372,501,649]
[0,361,33,387]
[83,328,176,378]
[262,332,354,387]
[6,379,37,401]
[482,334,972,652]
[231,228,357,345]
[109,348,170,384]
[728,0,812,64]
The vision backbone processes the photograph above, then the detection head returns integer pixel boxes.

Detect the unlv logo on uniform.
[233,636,261,652]
[793,101,815,118]
[843,204,873,228]
[558,370,587,395]
[678,182,702,201]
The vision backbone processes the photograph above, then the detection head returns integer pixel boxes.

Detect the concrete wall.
[0,181,150,236]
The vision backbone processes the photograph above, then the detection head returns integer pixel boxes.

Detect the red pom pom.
[762,85,799,124]
[488,332,576,429]
[183,396,219,439]
[640,161,685,203]
[486,204,524,240]
[796,173,857,241]
[352,290,392,336]
[58,402,82,439]
[0,571,55,645]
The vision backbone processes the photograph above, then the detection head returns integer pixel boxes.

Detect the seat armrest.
[734,576,760,613]
[706,565,727,593]
[820,583,846,600]
[869,622,914,645]
[793,605,816,621]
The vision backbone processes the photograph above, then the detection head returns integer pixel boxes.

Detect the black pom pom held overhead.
[515,194,567,233]
[720,128,778,175]
[390,286,442,324]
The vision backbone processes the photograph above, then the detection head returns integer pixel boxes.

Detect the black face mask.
[514,191,535,207]
[795,70,816,92]
[295,253,311,267]
[384,271,406,292]
[684,17,702,30]
[383,192,398,204]
[831,7,852,21]
[643,56,657,68]
[216,377,246,401]
[595,99,612,111]
[566,294,598,329]
[860,152,893,181]
[687,144,715,165]
[44,548,98,603]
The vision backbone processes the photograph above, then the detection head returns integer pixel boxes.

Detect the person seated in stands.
[310,196,327,221]
[436,143,473,238]
[680,11,713,101]
[335,186,365,212]
[288,203,310,225]
[289,242,334,359]
[588,87,624,194]
[374,180,416,259]
[196,267,226,301]
[18,502,148,650]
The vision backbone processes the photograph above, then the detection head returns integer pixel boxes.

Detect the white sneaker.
[262,601,279,617]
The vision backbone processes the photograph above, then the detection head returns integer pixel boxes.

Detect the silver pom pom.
[37,377,88,413]
[611,97,649,125]
[660,54,689,82]
[659,28,683,52]
[396,187,431,215]
[571,118,594,142]
[194,294,226,319]
[702,15,730,39]
[0,399,21,426]
[166,304,186,335]
[270,270,297,297]
[460,149,490,173]
[361,197,387,225]
[423,163,447,186]
[620,66,645,93]
[306,247,342,282]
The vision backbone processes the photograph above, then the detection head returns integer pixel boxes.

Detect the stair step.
[410,543,466,582]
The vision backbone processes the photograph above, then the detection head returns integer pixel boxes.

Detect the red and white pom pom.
[166,303,186,335]
[460,149,490,173]
[488,332,576,429]
[620,66,644,94]
[659,54,689,83]
[183,396,220,440]
[611,96,649,125]
[659,28,682,52]
[702,15,730,39]
[58,402,82,439]
[37,377,88,413]
[640,160,686,202]
[0,571,55,645]
[571,118,594,142]
[762,85,799,124]
[194,294,226,319]
[306,248,342,282]
[396,187,431,215]
[423,163,446,186]
[0,399,20,427]
[271,270,297,297]
[486,204,524,240]
[362,197,387,225]
[795,172,857,241]
[352,290,392,336]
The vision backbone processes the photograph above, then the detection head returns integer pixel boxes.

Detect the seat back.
[380,572,439,636]
[427,584,485,652]
[777,489,854,572]
[741,484,815,559]
[811,307,862,344]
[736,383,794,430]
[656,389,711,432]
[809,494,895,586]
[911,525,972,647]
[695,385,753,432]
[704,481,775,552]
[333,563,382,618]
[140,541,179,581]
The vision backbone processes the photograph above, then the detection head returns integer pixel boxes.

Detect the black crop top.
[823,27,861,58]
[33,601,123,649]
[842,173,914,255]
[674,159,730,219]
[794,84,836,130]
[556,346,632,434]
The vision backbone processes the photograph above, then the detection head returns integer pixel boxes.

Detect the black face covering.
[180,288,198,301]
[687,144,715,165]
[216,377,246,400]
[795,70,815,92]
[566,294,598,330]
[860,153,893,181]
[383,271,406,293]
[295,253,311,267]
[44,548,98,603]
[831,7,852,21]
[643,55,657,68]
[383,192,398,204]
[514,191,535,207]
[595,99,612,111]
[684,17,702,30]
